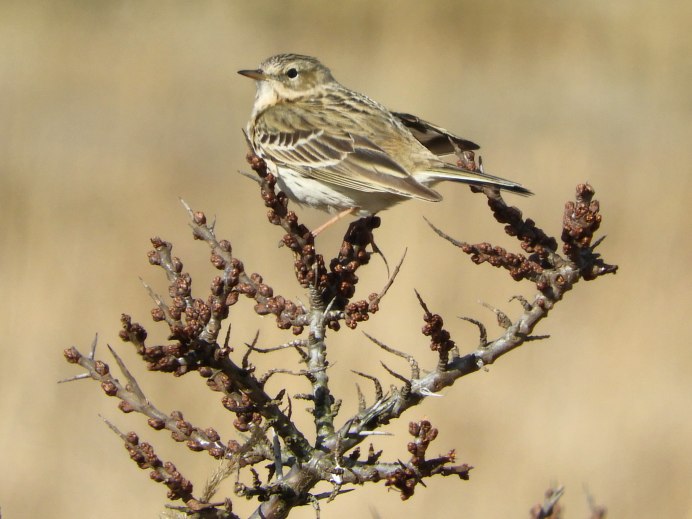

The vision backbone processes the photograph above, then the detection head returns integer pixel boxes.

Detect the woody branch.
[62,153,616,519]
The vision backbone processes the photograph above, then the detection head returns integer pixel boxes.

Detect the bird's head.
[239,54,336,105]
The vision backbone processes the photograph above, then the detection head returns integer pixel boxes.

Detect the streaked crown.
[239,54,337,100]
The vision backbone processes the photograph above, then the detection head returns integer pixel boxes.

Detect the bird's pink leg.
[311,208,358,236]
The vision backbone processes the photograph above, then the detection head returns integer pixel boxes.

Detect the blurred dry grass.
[1,1,691,517]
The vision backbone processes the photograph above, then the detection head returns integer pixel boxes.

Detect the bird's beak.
[238,68,267,80]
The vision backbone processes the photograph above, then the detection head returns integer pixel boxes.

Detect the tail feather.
[417,164,533,196]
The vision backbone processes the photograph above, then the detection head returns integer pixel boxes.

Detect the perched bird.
[239,54,531,228]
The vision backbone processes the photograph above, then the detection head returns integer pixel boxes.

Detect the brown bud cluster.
[384,420,470,499]
[486,196,558,255]
[63,346,81,364]
[384,466,419,500]
[222,392,263,432]
[158,461,194,502]
[147,236,166,265]
[246,152,267,176]
[170,273,192,298]
[293,245,328,289]
[461,242,543,282]
[172,411,194,440]
[344,300,369,329]
[252,294,303,331]
[562,183,601,262]
[101,380,118,396]
[126,437,160,469]
[94,360,109,376]
[118,314,148,347]
[562,184,600,250]
[119,401,135,413]
[421,309,455,366]
[250,153,312,244]
[148,238,184,274]
[561,184,617,280]
[246,154,383,330]
[148,418,166,430]
[320,216,380,313]
[407,420,438,465]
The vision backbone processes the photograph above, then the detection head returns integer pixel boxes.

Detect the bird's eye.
[286,68,298,79]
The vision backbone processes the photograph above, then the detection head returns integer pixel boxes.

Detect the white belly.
[262,160,408,216]
[275,166,358,214]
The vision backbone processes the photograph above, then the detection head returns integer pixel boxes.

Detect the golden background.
[1,1,690,517]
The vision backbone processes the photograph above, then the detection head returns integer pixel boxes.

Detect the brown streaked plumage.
[239,53,531,217]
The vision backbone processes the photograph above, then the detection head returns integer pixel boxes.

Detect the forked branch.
[62,153,616,518]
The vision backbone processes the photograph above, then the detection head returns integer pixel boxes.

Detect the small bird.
[239,54,531,228]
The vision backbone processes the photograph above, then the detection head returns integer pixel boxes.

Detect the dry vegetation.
[1,1,691,518]
[63,151,615,517]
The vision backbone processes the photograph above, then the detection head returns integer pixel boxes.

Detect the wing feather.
[254,104,441,201]
[393,112,480,155]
